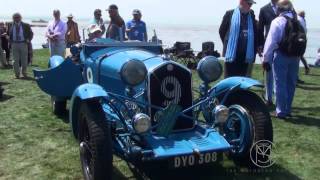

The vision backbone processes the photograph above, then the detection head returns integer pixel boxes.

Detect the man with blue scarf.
[219,0,263,78]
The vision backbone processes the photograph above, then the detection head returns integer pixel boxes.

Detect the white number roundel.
[86,67,93,83]
[160,76,182,106]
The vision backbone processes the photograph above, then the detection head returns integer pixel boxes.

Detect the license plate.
[172,152,218,168]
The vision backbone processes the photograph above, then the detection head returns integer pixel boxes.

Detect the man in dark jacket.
[219,0,263,78]
[106,4,126,41]
[7,13,33,78]
[259,0,278,106]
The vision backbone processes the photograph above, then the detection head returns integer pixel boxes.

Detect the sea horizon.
[1,16,319,65]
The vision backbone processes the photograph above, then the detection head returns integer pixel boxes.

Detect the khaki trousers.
[12,42,28,77]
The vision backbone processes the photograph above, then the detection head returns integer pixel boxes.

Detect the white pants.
[49,40,66,57]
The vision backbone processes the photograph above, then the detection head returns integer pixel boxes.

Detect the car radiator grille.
[149,63,193,130]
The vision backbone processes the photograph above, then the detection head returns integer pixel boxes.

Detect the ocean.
[13,19,320,65]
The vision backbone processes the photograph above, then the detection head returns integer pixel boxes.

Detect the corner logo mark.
[250,140,276,168]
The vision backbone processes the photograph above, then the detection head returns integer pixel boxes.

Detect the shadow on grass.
[20,76,35,81]
[0,82,10,86]
[128,163,301,180]
[285,107,320,127]
[296,85,320,91]
[307,73,320,77]
[285,115,320,128]
[0,94,14,102]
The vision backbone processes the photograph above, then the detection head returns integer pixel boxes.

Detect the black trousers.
[224,60,249,78]
[1,37,10,60]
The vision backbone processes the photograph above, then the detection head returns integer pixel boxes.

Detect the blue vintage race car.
[34,38,273,180]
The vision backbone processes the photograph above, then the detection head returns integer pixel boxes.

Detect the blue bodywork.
[33,39,264,164]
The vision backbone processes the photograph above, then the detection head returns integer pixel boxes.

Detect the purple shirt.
[46,20,67,41]
[263,12,294,63]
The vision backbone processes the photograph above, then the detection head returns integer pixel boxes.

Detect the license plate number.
[173,152,217,168]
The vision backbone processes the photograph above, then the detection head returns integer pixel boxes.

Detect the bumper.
[142,126,231,161]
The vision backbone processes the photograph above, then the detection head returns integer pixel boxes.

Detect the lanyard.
[53,20,60,31]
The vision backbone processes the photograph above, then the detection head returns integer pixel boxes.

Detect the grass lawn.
[0,49,319,180]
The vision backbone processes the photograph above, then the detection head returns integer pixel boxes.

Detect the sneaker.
[276,115,287,120]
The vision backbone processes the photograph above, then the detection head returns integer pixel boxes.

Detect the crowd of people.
[0,0,318,119]
[0,4,148,75]
[46,4,148,57]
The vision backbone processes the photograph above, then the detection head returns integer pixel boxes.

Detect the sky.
[0,0,319,28]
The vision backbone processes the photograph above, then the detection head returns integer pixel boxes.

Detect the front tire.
[78,100,113,180]
[223,90,273,167]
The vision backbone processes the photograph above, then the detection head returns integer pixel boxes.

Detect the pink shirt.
[46,20,67,41]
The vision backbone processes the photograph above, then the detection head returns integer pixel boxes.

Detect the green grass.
[0,49,319,180]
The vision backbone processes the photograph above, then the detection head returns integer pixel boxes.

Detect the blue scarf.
[225,8,255,63]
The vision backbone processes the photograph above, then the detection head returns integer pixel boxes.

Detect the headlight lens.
[120,59,147,86]
[133,113,151,134]
[197,56,223,83]
[213,105,229,124]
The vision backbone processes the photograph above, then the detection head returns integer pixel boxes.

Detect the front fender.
[212,77,263,96]
[69,83,109,138]
[72,83,108,100]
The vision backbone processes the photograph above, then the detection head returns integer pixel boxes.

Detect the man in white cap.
[126,9,148,42]
[66,14,81,47]
[88,24,102,42]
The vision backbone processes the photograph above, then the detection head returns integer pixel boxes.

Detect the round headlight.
[197,56,223,83]
[133,113,151,134]
[120,59,147,86]
[213,105,229,124]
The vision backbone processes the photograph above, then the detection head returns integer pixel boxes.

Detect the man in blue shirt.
[126,9,148,42]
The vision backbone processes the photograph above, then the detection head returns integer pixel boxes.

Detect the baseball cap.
[132,9,141,15]
[106,4,118,11]
[89,24,102,34]
[245,0,256,4]
[67,14,73,18]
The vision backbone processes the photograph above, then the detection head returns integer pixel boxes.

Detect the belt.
[11,41,27,44]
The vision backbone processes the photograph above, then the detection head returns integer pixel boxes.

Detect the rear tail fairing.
[33,58,83,98]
